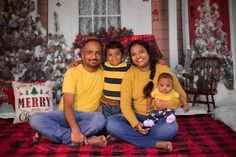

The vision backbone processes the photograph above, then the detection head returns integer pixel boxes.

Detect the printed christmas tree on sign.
[31,87,38,95]
[175,0,234,89]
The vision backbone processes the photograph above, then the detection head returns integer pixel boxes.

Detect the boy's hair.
[158,73,173,82]
[104,41,124,57]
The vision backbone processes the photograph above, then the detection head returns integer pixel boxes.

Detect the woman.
[106,40,187,151]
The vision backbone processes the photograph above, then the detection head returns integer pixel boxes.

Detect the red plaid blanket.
[0,115,236,156]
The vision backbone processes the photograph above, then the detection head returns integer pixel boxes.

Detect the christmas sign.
[12,81,53,123]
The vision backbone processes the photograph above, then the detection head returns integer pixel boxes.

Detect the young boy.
[143,72,189,128]
[100,41,130,118]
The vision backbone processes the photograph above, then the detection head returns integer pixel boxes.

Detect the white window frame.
[48,0,151,47]
[78,0,121,34]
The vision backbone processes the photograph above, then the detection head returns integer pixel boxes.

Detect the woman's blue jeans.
[106,114,178,148]
[29,110,106,145]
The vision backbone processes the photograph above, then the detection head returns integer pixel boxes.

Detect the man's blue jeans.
[106,114,178,148]
[29,110,106,145]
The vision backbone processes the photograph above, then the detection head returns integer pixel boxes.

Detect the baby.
[143,72,189,128]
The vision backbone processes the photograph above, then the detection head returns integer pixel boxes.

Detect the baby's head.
[105,41,124,66]
[157,73,173,94]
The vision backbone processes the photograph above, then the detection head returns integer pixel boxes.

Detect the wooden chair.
[183,57,222,113]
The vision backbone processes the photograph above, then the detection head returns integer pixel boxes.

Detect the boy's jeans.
[101,103,121,118]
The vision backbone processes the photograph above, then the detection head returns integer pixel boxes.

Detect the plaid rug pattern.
[0,115,236,157]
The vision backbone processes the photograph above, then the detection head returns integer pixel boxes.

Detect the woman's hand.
[154,99,168,110]
[135,122,150,135]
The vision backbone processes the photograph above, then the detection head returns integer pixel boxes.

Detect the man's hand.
[135,122,150,135]
[71,129,88,147]
[63,93,87,146]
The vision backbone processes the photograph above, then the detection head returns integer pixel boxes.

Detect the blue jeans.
[106,114,178,148]
[101,103,121,118]
[29,110,106,146]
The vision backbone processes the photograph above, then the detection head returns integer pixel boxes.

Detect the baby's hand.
[183,104,190,113]
[179,95,189,113]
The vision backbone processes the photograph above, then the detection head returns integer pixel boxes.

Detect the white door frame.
[168,0,178,70]
[229,0,236,89]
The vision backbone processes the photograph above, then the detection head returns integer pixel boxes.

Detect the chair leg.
[206,95,210,113]
[211,94,216,109]
[193,94,196,107]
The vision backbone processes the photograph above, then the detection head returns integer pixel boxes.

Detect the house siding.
[0,0,183,65]
[152,0,183,65]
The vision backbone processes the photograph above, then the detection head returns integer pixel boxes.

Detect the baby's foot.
[107,134,120,142]
[166,114,176,123]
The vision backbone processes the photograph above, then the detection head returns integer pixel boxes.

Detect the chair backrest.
[189,57,222,93]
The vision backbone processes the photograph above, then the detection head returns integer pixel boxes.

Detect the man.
[30,39,107,147]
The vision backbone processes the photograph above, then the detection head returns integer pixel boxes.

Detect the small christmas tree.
[176,0,234,89]
[0,0,47,81]
[0,1,73,104]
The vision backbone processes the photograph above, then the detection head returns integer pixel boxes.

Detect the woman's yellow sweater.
[120,64,186,128]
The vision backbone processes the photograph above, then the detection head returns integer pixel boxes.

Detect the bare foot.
[87,135,107,147]
[32,132,48,143]
[155,141,173,151]
[107,135,120,142]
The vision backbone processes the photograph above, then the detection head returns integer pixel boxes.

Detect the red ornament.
[152,9,159,21]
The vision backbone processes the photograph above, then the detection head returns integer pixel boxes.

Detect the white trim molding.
[168,0,178,70]
[229,0,236,89]
[181,0,190,54]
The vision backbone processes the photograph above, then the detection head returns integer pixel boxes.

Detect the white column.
[168,0,178,70]
[181,0,190,53]
[229,0,236,89]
